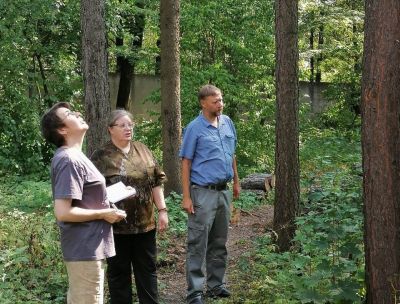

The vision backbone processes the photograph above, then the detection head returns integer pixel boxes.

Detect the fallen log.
[240,173,275,192]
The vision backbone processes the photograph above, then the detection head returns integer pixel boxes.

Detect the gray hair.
[108,109,133,127]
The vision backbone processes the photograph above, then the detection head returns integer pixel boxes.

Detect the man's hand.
[233,182,241,200]
[182,197,195,214]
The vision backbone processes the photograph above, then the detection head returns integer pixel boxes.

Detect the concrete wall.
[109,73,161,119]
[109,75,330,119]
[299,81,330,114]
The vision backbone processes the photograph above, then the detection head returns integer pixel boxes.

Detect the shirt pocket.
[223,133,236,155]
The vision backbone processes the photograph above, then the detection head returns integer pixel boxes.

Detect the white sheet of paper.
[106,181,136,203]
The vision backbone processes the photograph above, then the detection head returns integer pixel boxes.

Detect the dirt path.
[158,204,274,304]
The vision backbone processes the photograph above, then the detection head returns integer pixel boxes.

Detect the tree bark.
[116,1,145,109]
[273,0,300,252]
[160,0,182,195]
[81,0,111,156]
[361,1,400,302]
[115,36,133,109]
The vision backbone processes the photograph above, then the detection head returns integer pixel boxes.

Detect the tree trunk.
[116,1,145,109]
[309,28,315,112]
[361,1,400,302]
[315,25,323,83]
[115,36,133,109]
[81,0,111,156]
[309,28,315,83]
[160,0,182,195]
[273,0,299,252]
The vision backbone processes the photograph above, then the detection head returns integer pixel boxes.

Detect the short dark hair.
[40,102,70,147]
[198,84,222,102]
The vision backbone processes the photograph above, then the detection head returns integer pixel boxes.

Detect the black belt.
[191,182,228,191]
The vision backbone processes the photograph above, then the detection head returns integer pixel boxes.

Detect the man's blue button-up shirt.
[179,114,237,185]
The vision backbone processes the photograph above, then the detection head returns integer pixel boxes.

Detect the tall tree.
[81,0,111,155]
[361,1,400,302]
[273,0,300,252]
[115,0,146,109]
[160,0,182,195]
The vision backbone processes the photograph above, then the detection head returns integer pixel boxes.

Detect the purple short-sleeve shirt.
[51,147,115,261]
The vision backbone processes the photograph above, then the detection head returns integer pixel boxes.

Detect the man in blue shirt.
[180,84,240,304]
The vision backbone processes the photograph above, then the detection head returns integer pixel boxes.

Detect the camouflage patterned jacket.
[91,141,166,234]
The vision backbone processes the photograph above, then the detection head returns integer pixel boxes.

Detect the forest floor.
[158,204,274,304]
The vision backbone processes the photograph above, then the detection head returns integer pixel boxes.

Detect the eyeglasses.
[112,123,134,129]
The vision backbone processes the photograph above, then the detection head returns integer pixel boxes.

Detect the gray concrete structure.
[109,75,331,119]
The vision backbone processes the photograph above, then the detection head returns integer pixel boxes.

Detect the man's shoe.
[187,295,203,304]
[206,286,231,298]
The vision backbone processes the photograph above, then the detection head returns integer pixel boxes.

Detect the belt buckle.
[212,183,227,191]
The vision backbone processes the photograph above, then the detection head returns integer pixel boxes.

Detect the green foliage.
[133,118,163,162]
[164,192,187,235]
[0,0,364,179]
[0,176,53,212]
[300,126,361,177]
[292,171,364,303]
[299,0,364,83]
[0,177,66,303]
[106,0,160,74]
[316,81,362,130]
[235,191,271,211]
[0,0,81,174]
[298,0,364,131]
[0,210,66,303]
[227,128,364,304]
[180,0,276,176]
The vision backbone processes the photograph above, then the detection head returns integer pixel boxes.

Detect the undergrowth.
[0,127,363,303]
[226,128,364,304]
[0,176,268,303]
[0,176,66,303]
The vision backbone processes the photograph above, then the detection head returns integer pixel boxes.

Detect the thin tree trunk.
[160,0,182,195]
[309,28,315,112]
[116,53,133,109]
[273,0,299,252]
[315,25,323,83]
[116,1,145,109]
[81,0,111,155]
[115,36,133,109]
[361,1,400,302]
[309,28,315,83]
[35,54,49,99]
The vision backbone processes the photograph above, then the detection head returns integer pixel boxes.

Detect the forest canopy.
[0,0,364,176]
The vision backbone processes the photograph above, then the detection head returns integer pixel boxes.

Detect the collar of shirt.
[199,113,226,128]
